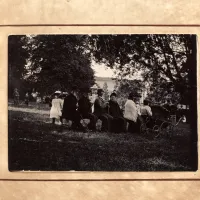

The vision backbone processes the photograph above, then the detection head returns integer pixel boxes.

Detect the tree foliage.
[89,34,196,103]
[90,34,197,170]
[8,35,30,97]
[115,79,145,107]
[9,35,95,96]
[26,35,95,94]
[116,79,144,98]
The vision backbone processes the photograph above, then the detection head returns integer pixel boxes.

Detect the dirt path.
[8,105,49,115]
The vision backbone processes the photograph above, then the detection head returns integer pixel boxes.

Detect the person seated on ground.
[124,93,141,134]
[140,99,155,128]
[50,92,63,125]
[88,90,96,113]
[108,93,127,133]
[78,90,98,131]
[62,89,85,131]
[140,99,152,121]
[93,89,113,132]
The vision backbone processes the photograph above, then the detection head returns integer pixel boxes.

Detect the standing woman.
[50,92,63,125]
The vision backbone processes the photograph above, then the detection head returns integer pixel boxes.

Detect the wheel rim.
[153,125,160,138]
[159,122,170,137]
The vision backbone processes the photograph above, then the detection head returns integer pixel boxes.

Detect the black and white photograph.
[8,34,198,171]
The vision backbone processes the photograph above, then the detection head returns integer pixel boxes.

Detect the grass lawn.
[8,103,193,171]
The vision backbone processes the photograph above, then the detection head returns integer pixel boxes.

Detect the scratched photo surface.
[8,34,198,171]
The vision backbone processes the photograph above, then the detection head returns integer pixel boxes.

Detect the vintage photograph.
[8,34,198,171]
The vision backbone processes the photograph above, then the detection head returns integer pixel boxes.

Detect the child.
[50,93,63,125]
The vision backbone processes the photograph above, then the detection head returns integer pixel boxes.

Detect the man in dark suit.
[108,93,127,133]
[78,91,98,131]
[62,90,85,131]
[93,89,113,132]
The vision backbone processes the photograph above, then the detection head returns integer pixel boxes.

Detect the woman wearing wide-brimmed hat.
[50,91,63,125]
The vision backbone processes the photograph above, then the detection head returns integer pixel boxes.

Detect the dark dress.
[62,93,84,130]
[93,96,113,132]
[78,96,97,131]
[108,100,127,133]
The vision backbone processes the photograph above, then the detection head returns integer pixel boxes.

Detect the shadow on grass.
[8,110,192,171]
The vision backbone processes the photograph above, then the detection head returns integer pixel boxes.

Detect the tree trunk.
[188,35,198,171]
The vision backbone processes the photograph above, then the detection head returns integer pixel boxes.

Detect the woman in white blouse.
[124,93,141,133]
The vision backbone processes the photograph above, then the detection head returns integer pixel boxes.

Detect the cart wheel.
[159,122,170,137]
[140,124,147,135]
[153,125,160,138]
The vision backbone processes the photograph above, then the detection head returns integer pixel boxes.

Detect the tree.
[103,82,109,101]
[147,81,181,104]
[115,79,145,107]
[89,34,197,170]
[89,35,194,96]
[25,35,95,95]
[186,35,198,170]
[8,35,30,97]
[116,79,144,98]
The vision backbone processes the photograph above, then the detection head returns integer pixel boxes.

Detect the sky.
[91,61,115,78]
[92,60,144,81]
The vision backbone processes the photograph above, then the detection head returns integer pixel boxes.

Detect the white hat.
[55,91,61,94]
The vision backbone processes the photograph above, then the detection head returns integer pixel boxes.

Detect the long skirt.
[127,119,141,134]
[50,107,62,119]
[111,117,127,133]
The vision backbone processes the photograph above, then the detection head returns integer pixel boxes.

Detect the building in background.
[91,76,149,105]
[95,77,116,92]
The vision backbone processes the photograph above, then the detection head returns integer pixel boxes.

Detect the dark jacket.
[108,100,123,118]
[93,96,107,116]
[62,93,77,118]
[78,96,92,116]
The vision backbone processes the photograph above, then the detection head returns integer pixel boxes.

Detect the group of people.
[50,88,153,133]
[12,88,42,106]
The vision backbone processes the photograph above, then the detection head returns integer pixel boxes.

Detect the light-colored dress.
[50,98,63,119]
[124,99,138,122]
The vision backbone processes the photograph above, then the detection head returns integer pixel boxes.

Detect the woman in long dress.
[50,93,63,125]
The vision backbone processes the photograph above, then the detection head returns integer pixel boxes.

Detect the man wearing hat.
[108,92,127,133]
[78,90,98,131]
[93,89,113,132]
